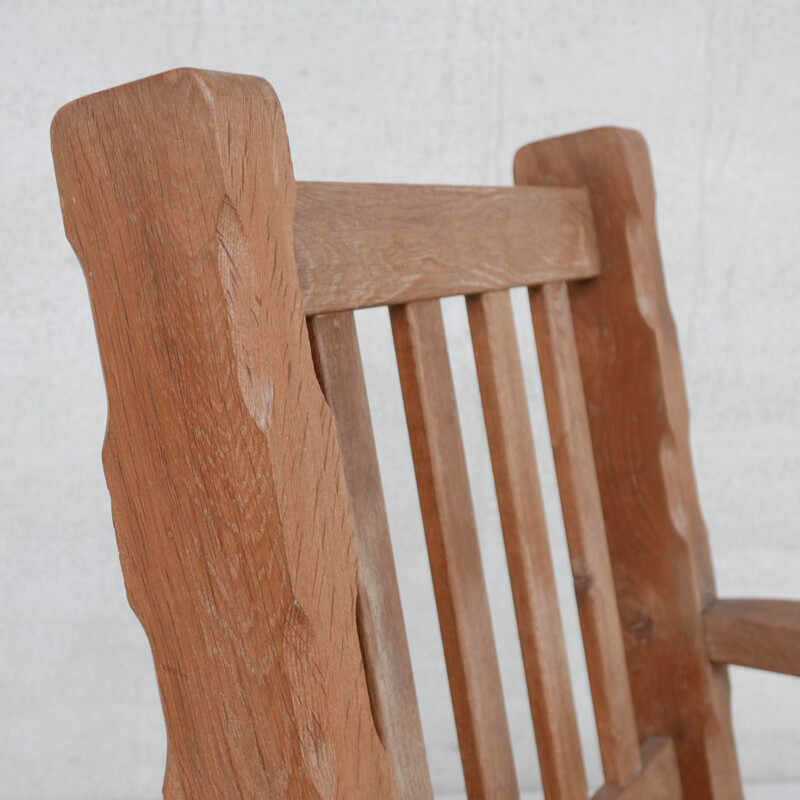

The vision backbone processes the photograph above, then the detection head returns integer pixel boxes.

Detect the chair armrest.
[703,599,800,677]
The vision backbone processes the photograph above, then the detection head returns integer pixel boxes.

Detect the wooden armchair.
[50,68,799,799]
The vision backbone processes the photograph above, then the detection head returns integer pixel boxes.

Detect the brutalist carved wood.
[51,70,397,799]
[52,68,799,799]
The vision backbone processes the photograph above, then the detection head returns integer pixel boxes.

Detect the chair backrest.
[51,68,746,799]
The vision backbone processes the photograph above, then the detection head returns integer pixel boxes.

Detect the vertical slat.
[530,281,641,786]
[467,289,588,800]
[390,299,519,800]
[308,311,433,800]
[515,127,743,799]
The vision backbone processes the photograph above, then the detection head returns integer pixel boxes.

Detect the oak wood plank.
[592,738,682,800]
[530,281,641,785]
[295,182,600,314]
[466,289,587,800]
[390,299,519,800]
[704,599,800,677]
[308,311,433,800]
[515,127,743,799]
[52,68,396,799]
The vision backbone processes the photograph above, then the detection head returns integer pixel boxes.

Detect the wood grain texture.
[515,127,743,799]
[704,599,800,677]
[466,290,587,800]
[592,739,682,800]
[295,182,600,314]
[530,281,641,786]
[308,311,433,800]
[51,69,396,799]
[390,299,519,800]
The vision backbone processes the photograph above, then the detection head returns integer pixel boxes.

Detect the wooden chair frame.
[50,68,799,799]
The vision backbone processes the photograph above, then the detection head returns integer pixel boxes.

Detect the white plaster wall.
[1,1,799,797]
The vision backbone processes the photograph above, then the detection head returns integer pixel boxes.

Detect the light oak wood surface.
[515,127,743,800]
[592,739,682,800]
[530,280,641,786]
[52,68,396,799]
[704,599,800,678]
[308,310,433,800]
[391,299,519,800]
[295,182,600,314]
[467,289,587,800]
[52,68,800,800]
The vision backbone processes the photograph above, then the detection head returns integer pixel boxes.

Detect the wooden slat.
[390,299,519,800]
[704,599,800,677]
[295,182,601,314]
[308,311,433,800]
[515,127,744,799]
[593,738,682,800]
[466,289,587,800]
[530,281,641,786]
[51,69,396,798]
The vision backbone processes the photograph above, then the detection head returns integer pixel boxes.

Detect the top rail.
[295,182,600,314]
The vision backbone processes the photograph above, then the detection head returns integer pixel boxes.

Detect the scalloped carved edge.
[52,69,395,799]
[515,127,743,800]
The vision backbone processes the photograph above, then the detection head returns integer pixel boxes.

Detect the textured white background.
[2,1,799,797]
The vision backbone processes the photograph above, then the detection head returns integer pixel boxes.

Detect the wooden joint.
[592,738,682,800]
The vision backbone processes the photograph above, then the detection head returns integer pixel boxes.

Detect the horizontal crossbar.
[295,182,600,315]
[704,598,800,677]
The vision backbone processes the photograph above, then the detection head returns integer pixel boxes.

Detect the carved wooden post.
[515,128,744,799]
[51,69,396,799]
